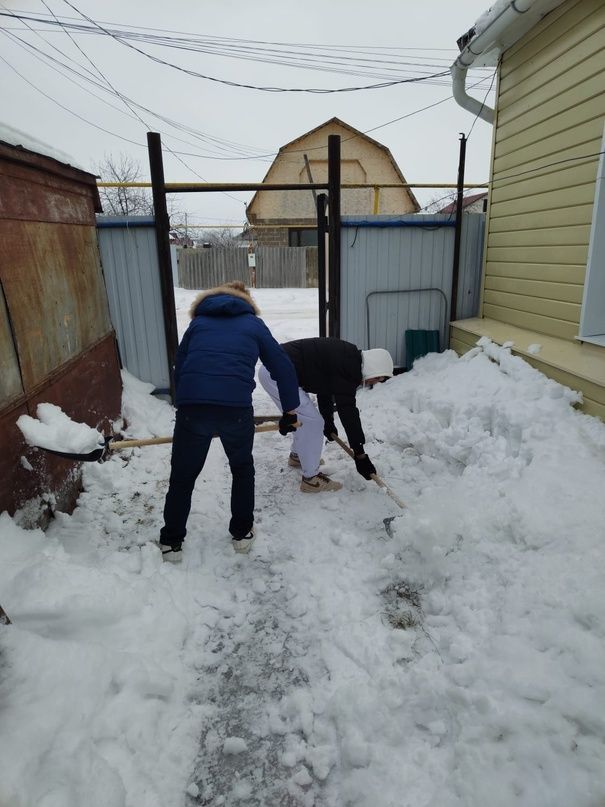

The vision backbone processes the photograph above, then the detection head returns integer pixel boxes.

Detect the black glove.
[354,454,376,480]
[278,412,298,436]
[323,421,338,441]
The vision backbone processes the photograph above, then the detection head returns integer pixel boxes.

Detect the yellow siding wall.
[247,121,416,221]
[484,0,605,341]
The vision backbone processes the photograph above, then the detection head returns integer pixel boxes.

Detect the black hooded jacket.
[281,337,366,451]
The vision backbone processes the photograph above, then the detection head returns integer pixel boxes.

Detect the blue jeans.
[160,404,255,545]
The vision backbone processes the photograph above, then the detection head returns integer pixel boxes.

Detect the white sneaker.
[159,543,183,563]
[231,527,255,554]
[300,473,343,493]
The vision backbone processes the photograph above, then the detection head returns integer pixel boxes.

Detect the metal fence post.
[450,133,467,328]
[327,135,341,338]
[316,193,328,337]
[147,132,179,401]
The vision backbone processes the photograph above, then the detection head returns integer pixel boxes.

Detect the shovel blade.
[35,441,108,463]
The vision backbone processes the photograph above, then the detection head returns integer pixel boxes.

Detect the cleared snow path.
[1,289,604,807]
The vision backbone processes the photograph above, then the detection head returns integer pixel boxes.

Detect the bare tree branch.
[94,153,186,226]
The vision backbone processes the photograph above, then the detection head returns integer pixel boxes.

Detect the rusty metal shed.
[0,137,122,524]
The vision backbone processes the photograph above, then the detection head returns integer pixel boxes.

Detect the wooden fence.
[177,246,318,289]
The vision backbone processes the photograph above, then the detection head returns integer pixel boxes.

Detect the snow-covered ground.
[1,288,605,807]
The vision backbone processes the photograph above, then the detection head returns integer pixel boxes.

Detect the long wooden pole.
[330,433,406,509]
[107,422,298,452]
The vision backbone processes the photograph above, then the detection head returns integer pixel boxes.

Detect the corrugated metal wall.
[484,0,605,340]
[177,246,311,289]
[340,214,485,369]
[97,217,171,393]
[0,141,122,521]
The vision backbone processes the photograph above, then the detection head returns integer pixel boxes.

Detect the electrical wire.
[46,2,453,93]
[1,9,485,84]
[466,67,498,140]
[273,74,496,164]
[54,1,247,203]
[489,149,605,187]
[0,49,142,146]
[0,25,271,160]
[0,18,493,166]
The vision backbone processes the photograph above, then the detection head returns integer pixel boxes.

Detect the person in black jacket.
[258,337,393,492]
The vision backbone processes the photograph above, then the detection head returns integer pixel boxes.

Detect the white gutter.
[451,0,567,124]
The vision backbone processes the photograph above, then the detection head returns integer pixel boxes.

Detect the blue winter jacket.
[174,292,300,411]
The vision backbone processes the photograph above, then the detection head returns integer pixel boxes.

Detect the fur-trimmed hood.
[189,281,260,319]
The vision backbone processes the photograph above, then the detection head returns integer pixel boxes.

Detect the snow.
[528,343,542,354]
[17,402,104,453]
[0,122,84,170]
[1,287,605,806]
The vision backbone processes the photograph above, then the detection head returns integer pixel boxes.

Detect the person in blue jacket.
[159,281,300,562]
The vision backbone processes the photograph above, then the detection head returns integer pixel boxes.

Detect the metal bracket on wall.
[365,287,449,352]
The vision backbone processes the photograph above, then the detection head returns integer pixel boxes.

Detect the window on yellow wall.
[578,122,605,348]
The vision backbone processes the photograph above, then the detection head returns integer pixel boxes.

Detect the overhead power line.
[0,24,494,171]
[0,25,273,161]
[1,9,483,81]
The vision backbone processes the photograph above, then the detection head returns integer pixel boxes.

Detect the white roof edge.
[0,122,85,171]
[450,0,567,123]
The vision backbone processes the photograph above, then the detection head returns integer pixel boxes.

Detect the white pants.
[258,365,324,478]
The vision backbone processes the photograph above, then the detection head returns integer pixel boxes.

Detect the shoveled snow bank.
[0,288,604,806]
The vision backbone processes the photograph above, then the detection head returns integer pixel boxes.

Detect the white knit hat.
[361,348,394,380]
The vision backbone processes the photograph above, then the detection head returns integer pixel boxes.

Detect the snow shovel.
[34,421,297,464]
[329,433,406,533]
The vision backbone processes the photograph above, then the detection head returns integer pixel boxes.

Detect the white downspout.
[451,0,537,124]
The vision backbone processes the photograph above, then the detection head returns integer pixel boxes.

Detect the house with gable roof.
[246,117,419,246]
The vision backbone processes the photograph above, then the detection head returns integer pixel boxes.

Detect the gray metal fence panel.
[340,214,484,369]
[96,216,170,392]
[177,246,310,289]
[457,214,485,319]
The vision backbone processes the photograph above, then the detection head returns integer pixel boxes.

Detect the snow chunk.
[292,766,313,786]
[527,343,542,354]
[16,403,104,453]
[222,737,248,755]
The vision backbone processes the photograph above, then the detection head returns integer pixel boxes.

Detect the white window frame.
[577,122,605,347]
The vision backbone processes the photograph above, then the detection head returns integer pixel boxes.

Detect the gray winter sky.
[0,0,496,228]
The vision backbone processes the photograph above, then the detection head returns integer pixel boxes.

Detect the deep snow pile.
[1,288,604,807]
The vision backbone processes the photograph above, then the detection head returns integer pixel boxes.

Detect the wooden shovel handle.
[330,433,406,510]
[108,421,301,450]
[109,436,173,450]
[331,434,355,457]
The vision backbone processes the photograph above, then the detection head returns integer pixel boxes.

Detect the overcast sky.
[1,0,496,229]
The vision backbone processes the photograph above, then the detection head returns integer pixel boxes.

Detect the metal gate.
[96,216,171,394]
